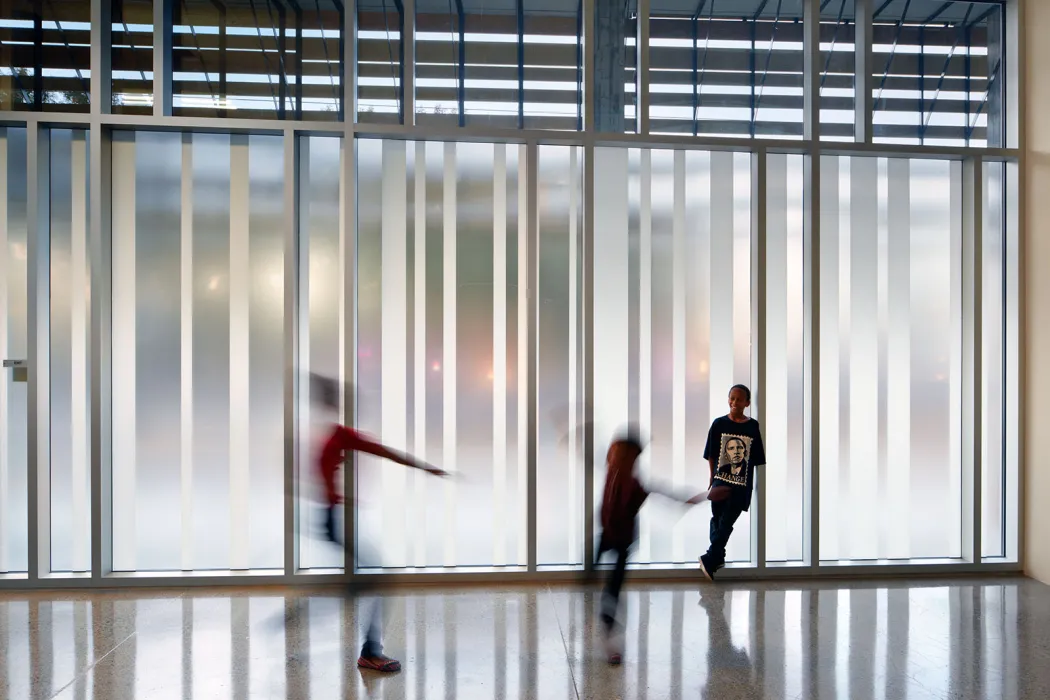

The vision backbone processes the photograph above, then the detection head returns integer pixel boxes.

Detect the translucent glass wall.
[356,139,526,569]
[49,129,91,573]
[300,135,346,571]
[0,127,28,574]
[765,153,806,564]
[818,156,963,561]
[592,146,752,565]
[536,144,584,567]
[110,131,285,572]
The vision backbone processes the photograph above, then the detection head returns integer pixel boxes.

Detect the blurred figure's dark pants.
[595,538,631,632]
[326,505,384,657]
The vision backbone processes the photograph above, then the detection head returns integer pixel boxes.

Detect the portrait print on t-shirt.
[715,434,752,487]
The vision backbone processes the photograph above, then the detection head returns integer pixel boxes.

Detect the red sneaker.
[357,654,401,673]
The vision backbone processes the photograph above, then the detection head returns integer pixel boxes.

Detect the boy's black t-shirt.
[703,416,766,511]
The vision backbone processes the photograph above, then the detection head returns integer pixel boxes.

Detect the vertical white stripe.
[180,138,194,571]
[381,140,408,568]
[413,142,426,568]
[709,152,734,419]
[850,156,880,559]
[949,160,963,558]
[672,150,686,562]
[112,134,137,571]
[886,158,911,559]
[876,158,890,557]
[493,144,507,567]
[0,130,7,572]
[517,145,528,567]
[567,147,578,563]
[70,133,88,572]
[443,143,457,567]
[229,139,250,570]
[838,157,854,560]
[638,149,652,563]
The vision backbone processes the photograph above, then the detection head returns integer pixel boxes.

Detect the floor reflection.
[0,577,1046,699]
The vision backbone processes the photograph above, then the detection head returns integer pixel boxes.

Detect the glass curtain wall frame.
[0,136,1024,587]
[0,0,1026,589]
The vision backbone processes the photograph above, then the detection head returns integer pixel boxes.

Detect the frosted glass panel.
[49,129,91,573]
[111,131,284,572]
[818,156,963,561]
[245,135,285,570]
[765,153,806,564]
[0,127,27,574]
[536,145,584,567]
[300,135,346,571]
[982,161,1005,559]
[357,139,525,569]
[593,146,752,566]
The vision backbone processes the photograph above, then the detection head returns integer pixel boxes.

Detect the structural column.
[592,0,627,132]
[855,0,874,142]
[154,0,174,116]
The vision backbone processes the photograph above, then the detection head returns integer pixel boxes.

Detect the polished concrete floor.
[1,576,1046,699]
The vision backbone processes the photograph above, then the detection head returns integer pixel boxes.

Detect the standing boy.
[597,429,711,664]
[312,373,447,672]
[699,384,766,581]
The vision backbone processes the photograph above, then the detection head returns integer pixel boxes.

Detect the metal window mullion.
[525,141,538,572]
[91,0,112,114]
[583,0,595,132]
[636,0,650,135]
[962,156,982,564]
[402,0,416,126]
[1007,0,1024,567]
[89,120,112,579]
[294,6,304,121]
[751,147,767,570]
[26,123,51,580]
[855,0,874,143]
[582,141,594,571]
[803,0,821,144]
[517,0,524,129]
[581,0,595,573]
[456,0,466,127]
[343,135,357,580]
[803,0,821,569]
[344,1,357,122]
[283,129,301,577]
[1005,0,1021,151]
[154,0,174,116]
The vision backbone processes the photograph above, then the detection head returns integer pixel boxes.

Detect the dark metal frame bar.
[394,0,406,124]
[33,6,43,110]
[455,0,465,126]
[517,0,524,129]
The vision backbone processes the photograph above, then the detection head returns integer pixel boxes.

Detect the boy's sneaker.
[603,629,624,665]
[358,642,401,673]
[699,554,715,581]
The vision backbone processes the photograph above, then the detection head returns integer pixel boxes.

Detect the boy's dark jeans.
[596,540,630,631]
[705,488,748,568]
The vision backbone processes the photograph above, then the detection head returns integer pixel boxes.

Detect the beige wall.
[1025,0,1050,583]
